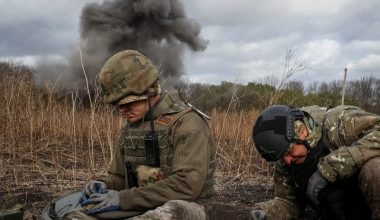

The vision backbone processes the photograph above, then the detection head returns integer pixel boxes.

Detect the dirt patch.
[0,167,319,220]
[207,173,319,220]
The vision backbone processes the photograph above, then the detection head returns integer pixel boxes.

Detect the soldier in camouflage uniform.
[250,105,380,220]
[64,50,215,220]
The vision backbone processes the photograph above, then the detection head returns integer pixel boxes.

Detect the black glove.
[307,171,328,205]
[250,209,267,220]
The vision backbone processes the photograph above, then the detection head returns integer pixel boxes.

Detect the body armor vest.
[117,91,215,198]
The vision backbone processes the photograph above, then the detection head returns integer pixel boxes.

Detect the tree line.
[174,76,380,114]
[1,61,379,114]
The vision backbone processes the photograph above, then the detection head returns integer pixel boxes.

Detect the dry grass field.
[0,70,276,219]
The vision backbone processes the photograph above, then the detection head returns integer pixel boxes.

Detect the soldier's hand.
[307,171,328,205]
[85,190,120,215]
[80,180,107,204]
[85,180,107,195]
[249,209,267,220]
[79,191,89,204]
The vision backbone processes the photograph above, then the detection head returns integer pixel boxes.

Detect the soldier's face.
[282,126,308,165]
[118,100,148,123]
[282,144,308,165]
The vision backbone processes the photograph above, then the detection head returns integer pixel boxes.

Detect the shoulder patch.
[156,115,174,126]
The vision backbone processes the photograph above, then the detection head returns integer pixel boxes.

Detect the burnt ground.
[0,169,319,220]
[206,173,319,220]
[206,173,275,220]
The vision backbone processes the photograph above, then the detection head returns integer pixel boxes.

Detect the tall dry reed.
[0,71,122,212]
[0,71,270,216]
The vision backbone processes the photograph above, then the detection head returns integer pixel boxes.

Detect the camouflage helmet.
[98,50,159,105]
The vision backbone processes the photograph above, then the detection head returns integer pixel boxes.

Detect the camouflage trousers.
[63,200,206,220]
[359,157,380,219]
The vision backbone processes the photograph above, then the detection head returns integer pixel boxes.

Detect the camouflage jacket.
[256,105,380,219]
[98,90,216,211]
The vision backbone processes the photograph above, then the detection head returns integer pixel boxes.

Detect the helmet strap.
[146,92,156,133]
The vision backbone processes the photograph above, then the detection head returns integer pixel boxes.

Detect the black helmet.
[252,105,305,162]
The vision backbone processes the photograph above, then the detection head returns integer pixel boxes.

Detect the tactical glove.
[86,180,107,195]
[307,170,328,205]
[79,180,107,204]
[249,209,267,220]
[85,190,121,215]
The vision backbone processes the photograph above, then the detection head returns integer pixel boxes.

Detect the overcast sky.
[1,0,380,85]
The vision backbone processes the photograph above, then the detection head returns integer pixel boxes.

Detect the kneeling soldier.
[65,50,215,220]
[251,105,379,220]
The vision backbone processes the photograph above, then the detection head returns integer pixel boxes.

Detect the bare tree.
[240,49,309,111]
[330,80,342,95]
[285,80,304,93]
[306,81,319,94]
[267,49,308,107]
[349,76,376,109]
[318,82,329,94]
[375,79,380,105]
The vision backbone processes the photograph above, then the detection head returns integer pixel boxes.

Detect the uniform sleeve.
[318,107,380,182]
[256,162,302,220]
[97,140,126,190]
[119,112,211,211]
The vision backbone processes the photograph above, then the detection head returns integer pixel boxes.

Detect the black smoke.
[35,0,207,89]
[79,0,207,84]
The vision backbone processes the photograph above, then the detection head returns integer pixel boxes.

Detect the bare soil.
[0,160,318,220]
[206,173,318,220]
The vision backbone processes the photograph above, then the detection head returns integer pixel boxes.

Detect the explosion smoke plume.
[78,0,207,85]
[35,0,207,89]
